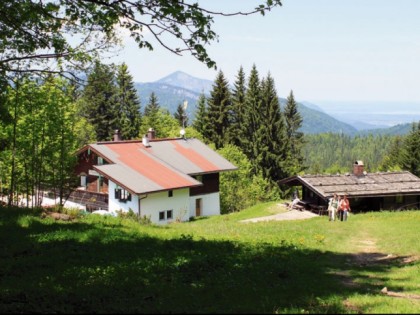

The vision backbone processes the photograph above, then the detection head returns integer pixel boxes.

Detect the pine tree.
[81,61,118,141]
[206,71,232,149]
[400,121,420,176]
[230,66,247,147]
[115,63,142,140]
[258,73,288,182]
[174,103,188,127]
[239,64,262,168]
[378,136,404,172]
[192,92,208,138]
[141,92,161,136]
[144,92,160,117]
[283,90,305,175]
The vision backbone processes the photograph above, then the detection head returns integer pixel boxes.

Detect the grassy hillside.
[1,204,419,313]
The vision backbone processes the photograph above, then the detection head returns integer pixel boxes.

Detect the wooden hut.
[279,161,420,212]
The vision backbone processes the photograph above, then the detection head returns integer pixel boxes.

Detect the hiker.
[340,194,351,221]
[289,196,301,209]
[337,195,344,221]
[327,193,339,221]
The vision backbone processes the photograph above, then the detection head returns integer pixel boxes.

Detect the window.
[98,176,104,193]
[80,174,87,187]
[98,157,104,165]
[195,175,203,183]
[159,210,173,221]
[114,187,132,203]
[168,190,173,197]
[159,211,165,221]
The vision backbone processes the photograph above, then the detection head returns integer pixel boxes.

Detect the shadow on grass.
[0,207,414,314]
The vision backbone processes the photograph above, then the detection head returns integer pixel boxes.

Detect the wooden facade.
[190,173,219,196]
[75,149,109,194]
[280,169,420,212]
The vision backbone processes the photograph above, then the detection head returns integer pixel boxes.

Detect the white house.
[74,129,237,224]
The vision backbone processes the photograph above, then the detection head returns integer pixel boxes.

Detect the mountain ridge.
[134,71,412,136]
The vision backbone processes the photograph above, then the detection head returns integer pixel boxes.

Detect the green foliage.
[257,74,288,181]
[303,133,397,174]
[239,64,262,166]
[399,122,420,176]
[0,77,81,206]
[192,93,208,138]
[80,61,118,141]
[283,90,305,175]
[173,103,188,127]
[115,63,142,140]
[1,0,283,84]
[230,66,247,147]
[217,145,281,213]
[140,108,179,139]
[116,208,151,225]
[206,71,232,149]
[378,136,405,172]
[1,203,420,313]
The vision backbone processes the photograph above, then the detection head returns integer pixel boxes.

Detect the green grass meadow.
[0,203,419,313]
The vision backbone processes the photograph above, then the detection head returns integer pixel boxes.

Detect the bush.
[116,208,151,225]
[217,145,281,214]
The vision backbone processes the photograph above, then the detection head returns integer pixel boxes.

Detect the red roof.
[78,138,237,194]
[109,142,194,189]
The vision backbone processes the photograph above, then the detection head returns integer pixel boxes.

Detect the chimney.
[142,134,151,147]
[147,128,156,140]
[113,129,122,141]
[353,160,364,176]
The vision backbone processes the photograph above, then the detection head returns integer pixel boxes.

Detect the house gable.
[73,136,237,221]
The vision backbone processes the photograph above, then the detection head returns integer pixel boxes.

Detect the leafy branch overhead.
[0,0,282,82]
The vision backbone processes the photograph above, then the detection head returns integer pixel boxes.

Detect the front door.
[195,198,202,217]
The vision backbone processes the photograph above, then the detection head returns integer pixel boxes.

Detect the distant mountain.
[279,99,357,135]
[134,82,202,117]
[357,123,413,136]
[300,101,325,113]
[134,71,410,136]
[346,120,389,131]
[156,71,214,94]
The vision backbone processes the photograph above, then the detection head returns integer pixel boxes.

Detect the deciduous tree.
[0,0,283,84]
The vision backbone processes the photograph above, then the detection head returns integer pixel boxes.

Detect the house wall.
[139,189,190,225]
[108,181,139,213]
[108,179,221,223]
[189,192,220,218]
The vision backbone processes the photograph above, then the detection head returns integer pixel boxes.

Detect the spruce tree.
[192,92,209,138]
[81,61,118,141]
[174,103,188,127]
[206,71,232,149]
[141,92,161,136]
[239,64,262,168]
[259,73,288,182]
[283,90,305,175]
[115,63,142,140]
[230,66,247,147]
[144,92,160,117]
[400,121,420,176]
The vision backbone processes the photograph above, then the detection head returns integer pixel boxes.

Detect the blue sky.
[112,0,420,104]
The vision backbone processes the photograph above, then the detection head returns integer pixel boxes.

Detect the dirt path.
[339,227,420,311]
[240,203,319,223]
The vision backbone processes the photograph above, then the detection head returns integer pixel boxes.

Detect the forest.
[2,61,420,214]
[1,0,420,214]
